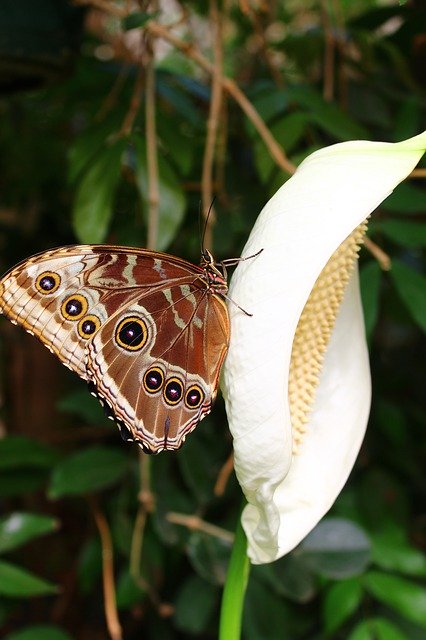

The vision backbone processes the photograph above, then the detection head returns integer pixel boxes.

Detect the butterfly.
[0,244,244,454]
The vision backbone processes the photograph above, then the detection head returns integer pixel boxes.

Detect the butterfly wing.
[86,277,229,452]
[0,245,230,452]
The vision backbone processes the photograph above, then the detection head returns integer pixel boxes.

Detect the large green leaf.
[0,560,57,598]
[363,571,426,628]
[0,512,58,554]
[57,388,107,425]
[382,183,426,214]
[378,219,426,247]
[116,570,147,609]
[287,85,369,139]
[134,137,186,251]
[187,531,232,586]
[253,553,316,604]
[0,436,58,471]
[68,119,122,184]
[298,518,371,579]
[371,529,426,577]
[348,617,408,640]
[49,446,128,498]
[4,626,73,640]
[323,578,363,634]
[72,139,126,243]
[390,260,426,332]
[174,575,218,634]
[254,112,309,182]
[360,260,382,339]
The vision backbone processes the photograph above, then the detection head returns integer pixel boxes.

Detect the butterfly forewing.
[0,245,230,453]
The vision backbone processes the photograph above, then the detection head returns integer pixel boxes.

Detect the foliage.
[0,0,424,638]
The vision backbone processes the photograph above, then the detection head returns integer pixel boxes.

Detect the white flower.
[222,132,426,564]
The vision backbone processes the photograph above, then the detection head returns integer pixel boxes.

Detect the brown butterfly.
[0,244,246,453]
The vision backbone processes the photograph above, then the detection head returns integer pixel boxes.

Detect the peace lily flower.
[222,132,426,565]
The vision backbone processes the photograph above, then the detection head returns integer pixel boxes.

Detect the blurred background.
[0,1,425,639]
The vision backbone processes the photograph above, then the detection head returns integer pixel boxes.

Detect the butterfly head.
[200,249,229,295]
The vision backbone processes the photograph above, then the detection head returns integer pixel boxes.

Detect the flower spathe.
[222,132,426,564]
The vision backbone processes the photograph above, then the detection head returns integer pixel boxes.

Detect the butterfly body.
[0,245,230,453]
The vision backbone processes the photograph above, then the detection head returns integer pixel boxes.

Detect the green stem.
[219,516,251,640]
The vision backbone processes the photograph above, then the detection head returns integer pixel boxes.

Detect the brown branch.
[166,512,234,543]
[73,1,296,175]
[240,1,284,87]
[201,0,224,250]
[145,54,160,250]
[321,0,335,102]
[214,452,234,497]
[92,502,122,640]
[145,20,296,175]
[120,63,144,136]
[411,168,426,178]
[364,236,391,271]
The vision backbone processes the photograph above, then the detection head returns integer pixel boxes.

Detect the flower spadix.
[222,132,426,564]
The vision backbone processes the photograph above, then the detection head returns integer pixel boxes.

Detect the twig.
[166,512,234,543]
[214,452,235,497]
[364,236,391,271]
[411,168,426,178]
[145,53,160,250]
[73,1,296,175]
[92,501,122,640]
[240,1,284,87]
[145,20,296,175]
[120,63,145,137]
[96,67,130,122]
[130,451,155,587]
[201,0,223,250]
[321,0,335,101]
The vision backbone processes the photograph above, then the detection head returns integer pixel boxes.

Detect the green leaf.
[57,388,107,424]
[77,537,102,594]
[249,86,288,132]
[363,571,426,628]
[379,220,426,247]
[68,119,122,184]
[390,260,426,332]
[254,112,309,182]
[371,529,426,577]
[72,139,126,243]
[0,436,58,471]
[175,575,218,634]
[287,86,369,139]
[116,570,147,609]
[122,12,157,31]
[253,553,316,603]
[299,518,371,579]
[382,183,426,214]
[4,626,73,640]
[243,577,306,640]
[0,471,47,498]
[187,531,232,586]
[360,261,382,338]
[134,137,186,251]
[348,617,408,640]
[323,578,363,634]
[0,560,57,597]
[0,512,58,554]
[49,446,128,498]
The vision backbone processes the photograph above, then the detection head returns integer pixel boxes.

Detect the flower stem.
[219,516,250,640]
